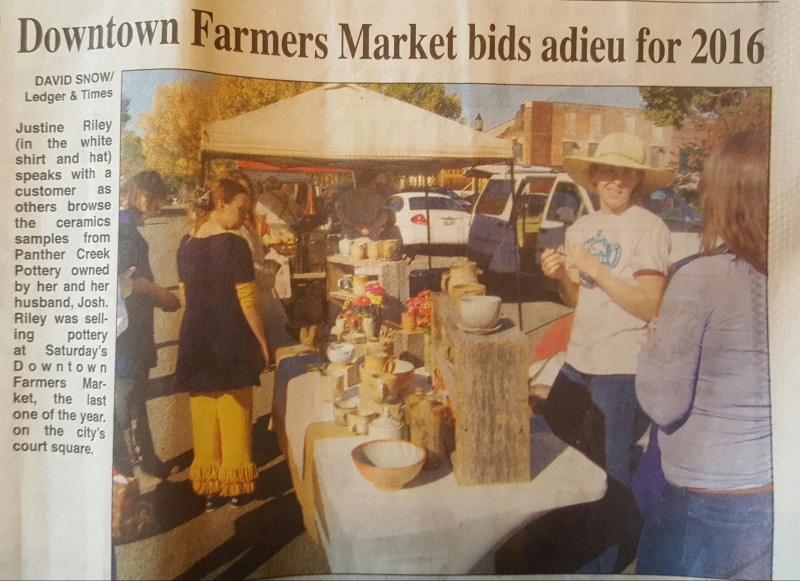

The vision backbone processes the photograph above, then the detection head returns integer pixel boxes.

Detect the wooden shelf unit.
[431,293,531,486]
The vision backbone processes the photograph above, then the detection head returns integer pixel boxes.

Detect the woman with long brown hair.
[635,130,772,578]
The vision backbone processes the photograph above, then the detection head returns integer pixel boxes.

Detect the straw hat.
[562,133,674,196]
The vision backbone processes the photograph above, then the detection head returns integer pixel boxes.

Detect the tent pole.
[511,158,524,331]
[425,177,432,271]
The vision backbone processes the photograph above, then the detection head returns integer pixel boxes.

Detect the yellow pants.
[189,388,257,497]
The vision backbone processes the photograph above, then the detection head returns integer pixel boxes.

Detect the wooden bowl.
[351,440,426,491]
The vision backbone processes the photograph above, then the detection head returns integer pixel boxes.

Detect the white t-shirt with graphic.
[565,205,670,375]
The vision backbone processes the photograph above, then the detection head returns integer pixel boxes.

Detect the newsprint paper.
[0,0,798,579]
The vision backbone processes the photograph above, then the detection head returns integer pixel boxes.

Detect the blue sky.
[122,69,645,133]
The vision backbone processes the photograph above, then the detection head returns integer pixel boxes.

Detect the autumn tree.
[137,78,319,184]
[120,132,146,179]
[135,77,463,184]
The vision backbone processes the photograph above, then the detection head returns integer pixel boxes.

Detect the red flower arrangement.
[405,289,433,333]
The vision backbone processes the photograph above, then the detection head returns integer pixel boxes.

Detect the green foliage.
[120,131,145,179]
[640,87,770,131]
[120,95,132,130]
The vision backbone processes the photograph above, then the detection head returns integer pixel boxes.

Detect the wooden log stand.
[432,293,531,486]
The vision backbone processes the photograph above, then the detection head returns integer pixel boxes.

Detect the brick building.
[486,100,701,173]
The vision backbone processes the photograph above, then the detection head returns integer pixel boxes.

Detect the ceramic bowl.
[351,440,426,491]
[327,342,355,365]
[459,295,502,329]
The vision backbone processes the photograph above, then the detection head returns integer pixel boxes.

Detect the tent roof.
[201,84,513,172]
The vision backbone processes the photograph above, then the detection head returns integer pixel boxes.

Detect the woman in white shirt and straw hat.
[540,132,674,572]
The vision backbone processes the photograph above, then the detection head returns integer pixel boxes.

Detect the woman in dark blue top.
[115,171,180,485]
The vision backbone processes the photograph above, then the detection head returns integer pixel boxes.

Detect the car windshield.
[474,179,513,216]
[408,197,463,211]
[641,189,702,232]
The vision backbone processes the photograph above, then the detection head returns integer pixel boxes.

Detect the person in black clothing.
[115,171,181,487]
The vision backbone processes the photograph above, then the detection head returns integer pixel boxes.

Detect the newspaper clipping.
[0,1,798,579]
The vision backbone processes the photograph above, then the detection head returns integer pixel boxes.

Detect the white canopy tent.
[200,84,513,172]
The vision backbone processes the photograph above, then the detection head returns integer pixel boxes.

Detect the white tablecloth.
[313,431,607,574]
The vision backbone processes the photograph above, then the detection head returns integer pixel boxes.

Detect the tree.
[120,132,145,179]
[120,94,132,130]
[137,78,320,184]
[135,78,462,184]
[640,87,770,135]
[363,84,462,119]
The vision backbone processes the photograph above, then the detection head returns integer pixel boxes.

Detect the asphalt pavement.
[114,208,572,580]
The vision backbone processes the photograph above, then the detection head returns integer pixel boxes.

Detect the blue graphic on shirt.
[585,230,621,269]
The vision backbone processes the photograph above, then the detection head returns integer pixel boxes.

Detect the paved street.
[114,208,572,580]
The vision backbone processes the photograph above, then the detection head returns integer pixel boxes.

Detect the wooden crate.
[432,293,531,486]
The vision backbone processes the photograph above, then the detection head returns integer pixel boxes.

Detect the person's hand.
[260,342,271,371]
[564,239,601,279]
[158,290,181,312]
[541,248,568,280]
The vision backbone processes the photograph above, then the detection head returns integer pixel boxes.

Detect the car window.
[387,195,404,213]
[641,189,702,232]
[474,179,512,216]
[522,194,548,218]
[546,183,582,224]
[408,196,463,211]
[521,176,557,195]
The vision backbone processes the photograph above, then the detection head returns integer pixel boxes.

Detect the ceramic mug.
[352,275,368,296]
[367,241,380,260]
[339,238,353,257]
[371,372,399,404]
[379,239,400,261]
[363,352,390,376]
[350,241,367,261]
[334,398,358,426]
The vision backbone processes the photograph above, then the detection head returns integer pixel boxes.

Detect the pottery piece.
[326,342,355,365]
[441,259,482,295]
[351,440,426,491]
[367,241,380,260]
[449,282,486,305]
[321,368,346,402]
[339,238,353,257]
[379,239,400,261]
[352,274,368,296]
[368,407,405,441]
[459,295,502,329]
[390,359,416,400]
[350,241,367,261]
[333,398,358,426]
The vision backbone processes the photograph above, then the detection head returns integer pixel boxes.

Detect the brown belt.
[668,480,773,495]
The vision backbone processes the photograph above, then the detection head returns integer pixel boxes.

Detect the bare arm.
[241,303,270,368]
[131,277,181,312]
[235,282,270,368]
[565,239,666,321]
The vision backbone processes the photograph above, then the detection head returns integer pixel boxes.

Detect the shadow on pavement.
[174,462,305,580]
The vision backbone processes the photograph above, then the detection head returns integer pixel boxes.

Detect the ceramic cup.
[339,238,353,257]
[334,398,358,426]
[350,241,367,261]
[459,295,502,329]
[367,241,380,260]
[352,275,368,296]
[321,369,346,403]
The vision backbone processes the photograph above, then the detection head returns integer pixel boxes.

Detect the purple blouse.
[636,254,772,490]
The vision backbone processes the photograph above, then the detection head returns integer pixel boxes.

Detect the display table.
[274,358,607,574]
[313,431,606,575]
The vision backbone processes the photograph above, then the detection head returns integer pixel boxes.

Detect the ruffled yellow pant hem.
[189,388,257,498]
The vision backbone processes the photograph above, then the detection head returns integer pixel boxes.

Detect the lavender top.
[636,254,772,490]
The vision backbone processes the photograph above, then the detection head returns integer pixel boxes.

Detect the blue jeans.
[637,484,773,579]
[556,363,645,487]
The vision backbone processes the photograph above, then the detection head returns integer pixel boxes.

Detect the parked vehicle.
[467,166,702,286]
[386,192,471,250]
[400,186,471,211]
